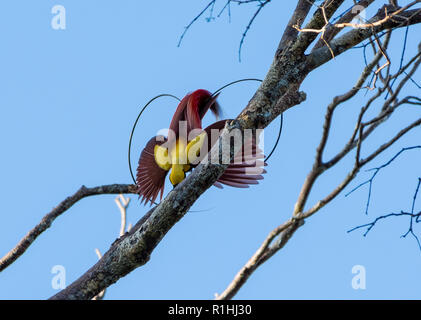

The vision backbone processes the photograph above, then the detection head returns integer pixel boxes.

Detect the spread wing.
[201,120,267,189]
[216,142,266,189]
[136,136,169,205]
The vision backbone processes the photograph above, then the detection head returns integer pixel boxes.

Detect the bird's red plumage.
[136,89,267,206]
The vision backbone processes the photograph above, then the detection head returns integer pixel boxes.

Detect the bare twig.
[345,146,421,215]
[115,194,131,237]
[177,1,217,47]
[312,1,376,51]
[237,0,271,61]
[177,0,274,61]
[348,178,421,250]
[92,194,132,300]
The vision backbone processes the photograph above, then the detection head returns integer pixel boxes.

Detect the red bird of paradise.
[136,89,266,205]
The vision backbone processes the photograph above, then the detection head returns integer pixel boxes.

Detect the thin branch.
[177,1,217,47]
[215,218,302,300]
[238,0,271,61]
[115,194,131,237]
[92,194,132,300]
[345,146,421,214]
[0,184,137,272]
[293,0,347,54]
[177,0,273,61]
[348,210,420,236]
[348,178,421,250]
[385,24,410,99]
[315,30,391,167]
[307,7,421,70]
[312,0,376,51]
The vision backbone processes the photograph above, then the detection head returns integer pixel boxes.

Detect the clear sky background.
[0,0,420,299]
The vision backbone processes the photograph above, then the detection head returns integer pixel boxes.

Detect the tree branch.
[0,184,137,272]
[307,7,421,70]
[312,0,376,51]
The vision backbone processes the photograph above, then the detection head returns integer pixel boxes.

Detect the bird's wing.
[200,120,267,188]
[136,136,169,205]
[217,142,266,189]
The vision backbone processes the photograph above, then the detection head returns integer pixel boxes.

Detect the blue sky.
[0,1,420,299]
